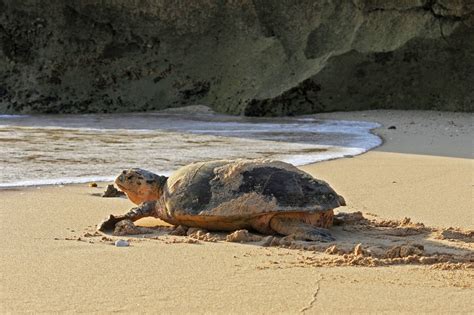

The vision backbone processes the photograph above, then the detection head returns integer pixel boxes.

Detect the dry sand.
[1,110,473,314]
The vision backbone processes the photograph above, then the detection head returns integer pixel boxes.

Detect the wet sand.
[1,110,473,313]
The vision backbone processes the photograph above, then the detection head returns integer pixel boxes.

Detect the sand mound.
[186,228,222,242]
[226,230,263,243]
[113,220,155,236]
[384,244,424,258]
[436,228,474,243]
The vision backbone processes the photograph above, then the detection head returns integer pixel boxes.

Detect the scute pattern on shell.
[162,159,345,220]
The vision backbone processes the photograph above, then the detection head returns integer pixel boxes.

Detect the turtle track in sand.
[83,212,473,270]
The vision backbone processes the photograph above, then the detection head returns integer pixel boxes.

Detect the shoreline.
[1,109,473,313]
[0,112,381,188]
[1,109,471,189]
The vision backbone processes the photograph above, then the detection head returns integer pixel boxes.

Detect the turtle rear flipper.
[98,201,157,232]
[270,216,335,242]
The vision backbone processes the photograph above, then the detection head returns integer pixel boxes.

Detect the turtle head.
[115,168,168,205]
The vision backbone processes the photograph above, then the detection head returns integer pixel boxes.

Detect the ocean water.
[0,110,381,187]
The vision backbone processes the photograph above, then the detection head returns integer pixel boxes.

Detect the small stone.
[115,239,129,247]
[388,125,397,130]
[89,182,98,187]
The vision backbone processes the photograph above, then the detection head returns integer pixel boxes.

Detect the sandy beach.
[1,110,473,314]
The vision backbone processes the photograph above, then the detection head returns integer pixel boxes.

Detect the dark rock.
[102,184,125,198]
[0,1,472,115]
[388,126,397,130]
[0,86,7,97]
[244,79,322,117]
[179,81,211,100]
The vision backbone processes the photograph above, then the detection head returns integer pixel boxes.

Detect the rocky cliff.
[1,0,473,115]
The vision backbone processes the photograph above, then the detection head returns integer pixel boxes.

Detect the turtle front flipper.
[269,216,335,242]
[97,214,126,232]
[97,201,157,232]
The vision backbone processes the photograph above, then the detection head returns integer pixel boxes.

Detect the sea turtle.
[98,159,346,241]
